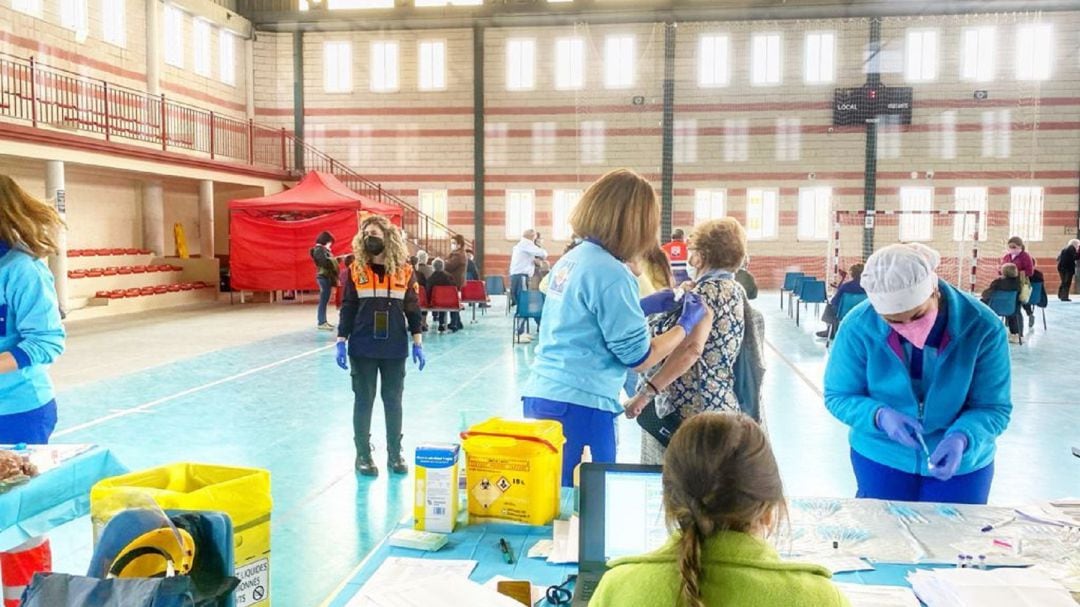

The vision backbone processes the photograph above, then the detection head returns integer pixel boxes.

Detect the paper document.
[527,539,553,559]
[547,516,579,564]
[909,567,1077,607]
[367,572,524,607]
[347,558,478,607]
[807,555,875,574]
[835,583,919,607]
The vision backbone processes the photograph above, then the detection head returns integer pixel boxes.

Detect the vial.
[978,555,987,570]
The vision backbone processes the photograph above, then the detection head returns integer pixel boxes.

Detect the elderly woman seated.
[981,262,1023,341]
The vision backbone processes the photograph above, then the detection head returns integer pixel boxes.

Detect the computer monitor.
[578,463,667,571]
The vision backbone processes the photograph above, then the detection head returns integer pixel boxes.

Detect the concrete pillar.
[245,37,255,119]
[142,181,165,256]
[44,161,68,312]
[198,180,214,258]
[146,0,161,95]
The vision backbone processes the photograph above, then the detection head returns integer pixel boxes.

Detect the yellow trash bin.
[461,418,565,526]
[91,463,272,607]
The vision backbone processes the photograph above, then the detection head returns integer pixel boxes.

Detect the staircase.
[0,51,464,259]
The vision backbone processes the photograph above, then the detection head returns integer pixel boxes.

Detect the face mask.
[451,243,459,251]
[887,305,939,349]
[687,264,698,280]
[364,236,385,255]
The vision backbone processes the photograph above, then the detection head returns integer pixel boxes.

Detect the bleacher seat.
[460,280,489,323]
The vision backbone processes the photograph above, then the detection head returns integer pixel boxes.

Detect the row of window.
[13,0,125,46]
[164,5,238,85]
[320,22,1054,94]
[419,185,1045,243]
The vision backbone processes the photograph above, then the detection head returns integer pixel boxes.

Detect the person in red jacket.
[661,229,690,284]
[1000,236,1036,329]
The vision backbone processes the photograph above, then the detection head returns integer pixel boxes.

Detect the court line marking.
[763,337,825,399]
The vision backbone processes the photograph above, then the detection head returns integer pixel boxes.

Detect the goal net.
[830,209,987,293]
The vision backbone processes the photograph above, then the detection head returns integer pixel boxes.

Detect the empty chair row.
[68,265,184,279]
[68,248,154,257]
[94,282,214,299]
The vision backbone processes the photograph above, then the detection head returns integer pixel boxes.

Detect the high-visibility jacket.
[338,262,422,359]
[1,536,51,607]
[661,239,690,282]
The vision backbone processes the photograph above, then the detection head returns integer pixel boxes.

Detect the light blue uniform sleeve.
[948,320,1012,447]
[823,319,888,434]
[8,258,65,368]
[591,274,650,368]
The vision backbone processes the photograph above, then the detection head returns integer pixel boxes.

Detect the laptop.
[572,463,666,607]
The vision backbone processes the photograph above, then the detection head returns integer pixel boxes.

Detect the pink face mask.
[887,306,939,349]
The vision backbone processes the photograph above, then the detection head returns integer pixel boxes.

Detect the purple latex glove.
[676,292,708,335]
[929,433,968,481]
[335,341,348,370]
[639,290,679,316]
[412,344,426,371]
[875,407,924,450]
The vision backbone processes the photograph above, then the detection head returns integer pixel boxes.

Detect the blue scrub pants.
[523,397,618,487]
[850,449,994,505]
[0,401,57,444]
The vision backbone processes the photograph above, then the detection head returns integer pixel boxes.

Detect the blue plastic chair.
[796,280,827,327]
[987,290,1023,344]
[1029,281,1047,330]
[485,275,508,314]
[837,292,868,320]
[513,290,545,344]
[780,272,805,310]
[787,276,812,318]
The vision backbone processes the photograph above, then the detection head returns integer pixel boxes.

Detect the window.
[555,37,585,90]
[798,187,832,241]
[981,109,1011,159]
[580,120,605,165]
[370,41,399,92]
[697,34,730,87]
[552,189,581,241]
[604,35,635,89]
[486,123,508,166]
[804,32,835,84]
[1016,23,1053,81]
[418,40,446,91]
[415,0,481,5]
[505,190,535,240]
[12,0,42,17]
[60,0,88,33]
[193,19,212,77]
[532,122,556,166]
[953,187,988,242]
[723,119,748,162]
[746,189,778,240]
[694,189,726,224]
[674,119,697,164]
[751,33,782,85]
[905,29,938,82]
[101,0,125,47]
[418,190,449,227]
[775,117,801,161]
[961,26,996,82]
[163,5,185,68]
[506,38,536,91]
[219,31,236,85]
[899,187,934,242]
[317,0,393,8]
[323,41,352,93]
[1010,186,1044,242]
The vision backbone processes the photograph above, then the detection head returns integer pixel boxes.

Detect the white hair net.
[861,243,940,315]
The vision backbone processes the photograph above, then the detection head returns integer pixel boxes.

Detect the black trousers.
[350,356,406,456]
[1059,271,1075,299]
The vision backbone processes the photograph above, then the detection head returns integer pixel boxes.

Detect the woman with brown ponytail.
[590,413,849,607]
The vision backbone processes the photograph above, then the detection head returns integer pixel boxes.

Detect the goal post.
[829,209,983,293]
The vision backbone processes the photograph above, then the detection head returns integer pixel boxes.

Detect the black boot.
[355,437,379,476]
[388,436,408,475]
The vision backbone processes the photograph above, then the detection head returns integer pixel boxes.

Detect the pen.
[981,515,1016,533]
[499,538,514,564]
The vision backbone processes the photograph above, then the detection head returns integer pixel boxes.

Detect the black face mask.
[364,236,385,255]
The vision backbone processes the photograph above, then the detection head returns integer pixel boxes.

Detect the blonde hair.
[690,218,747,273]
[569,169,659,261]
[352,215,409,277]
[664,413,786,607]
[1001,262,1019,279]
[640,246,675,290]
[0,176,65,258]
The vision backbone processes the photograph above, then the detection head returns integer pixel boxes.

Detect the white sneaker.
[318,322,335,331]
[517,334,533,343]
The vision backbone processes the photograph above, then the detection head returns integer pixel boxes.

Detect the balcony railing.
[0,52,465,258]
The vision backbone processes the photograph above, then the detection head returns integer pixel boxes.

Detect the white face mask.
[687,264,699,280]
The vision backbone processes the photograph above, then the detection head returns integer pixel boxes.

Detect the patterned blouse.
[650,275,746,418]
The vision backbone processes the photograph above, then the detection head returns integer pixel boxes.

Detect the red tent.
[229,171,404,291]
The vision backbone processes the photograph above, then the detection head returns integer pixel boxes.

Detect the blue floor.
[47,293,1080,606]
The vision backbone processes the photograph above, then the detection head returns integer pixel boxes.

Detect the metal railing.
[0,52,466,257]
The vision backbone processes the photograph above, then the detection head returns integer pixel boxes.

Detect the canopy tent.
[229,171,403,292]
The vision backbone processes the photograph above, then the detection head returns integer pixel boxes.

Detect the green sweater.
[589,531,850,607]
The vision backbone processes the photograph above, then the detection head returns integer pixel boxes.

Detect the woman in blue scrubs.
[522,169,708,485]
[824,243,1012,504]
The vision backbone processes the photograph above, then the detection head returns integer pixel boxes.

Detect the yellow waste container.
[461,418,565,525]
[91,463,272,607]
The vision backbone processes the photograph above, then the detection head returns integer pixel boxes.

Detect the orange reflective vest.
[340,262,421,359]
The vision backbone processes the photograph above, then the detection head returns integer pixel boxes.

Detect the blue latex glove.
[335,341,348,370]
[874,407,924,450]
[676,292,708,335]
[929,433,968,481]
[639,290,678,316]
[412,344,426,371]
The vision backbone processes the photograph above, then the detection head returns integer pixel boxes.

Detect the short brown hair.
[570,169,660,262]
[849,263,865,282]
[689,218,747,272]
[1007,236,1025,251]
[1001,262,1019,278]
